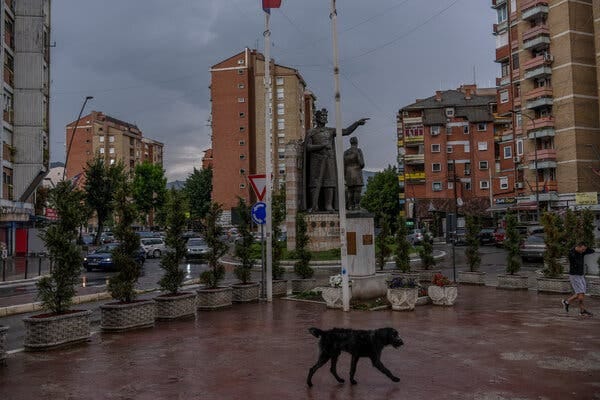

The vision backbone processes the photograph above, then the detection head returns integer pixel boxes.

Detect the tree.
[581,209,595,250]
[395,216,411,272]
[158,189,187,295]
[375,214,393,271]
[361,165,401,232]
[199,203,228,288]
[36,181,88,314]
[83,157,126,245]
[541,211,563,278]
[234,197,256,284]
[464,215,481,272]
[185,167,212,229]
[294,212,313,279]
[132,161,167,228]
[504,212,522,275]
[272,186,286,280]
[418,236,436,270]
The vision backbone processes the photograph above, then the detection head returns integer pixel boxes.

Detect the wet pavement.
[1,286,599,399]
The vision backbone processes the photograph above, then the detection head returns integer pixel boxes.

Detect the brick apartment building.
[209,48,314,224]
[0,0,50,254]
[65,111,164,181]
[397,85,499,223]
[492,0,600,218]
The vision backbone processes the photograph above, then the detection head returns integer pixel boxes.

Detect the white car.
[186,237,209,259]
[140,237,166,258]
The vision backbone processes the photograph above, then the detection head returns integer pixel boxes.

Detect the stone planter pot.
[497,274,529,290]
[291,278,317,293]
[536,276,571,294]
[417,269,442,284]
[428,285,458,306]
[197,287,233,310]
[101,300,155,332]
[0,325,7,365]
[387,287,418,311]
[154,292,197,320]
[23,309,92,351]
[232,282,260,303]
[458,271,486,285]
[321,286,352,309]
[588,278,600,297]
[389,272,420,282]
[272,279,288,297]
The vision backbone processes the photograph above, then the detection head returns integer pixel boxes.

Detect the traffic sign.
[251,202,267,225]
[248,174,267,201]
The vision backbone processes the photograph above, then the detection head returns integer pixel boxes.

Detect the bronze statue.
[343,136,364,210]
[304,108,368,212]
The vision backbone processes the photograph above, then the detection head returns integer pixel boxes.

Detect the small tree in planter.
[232,197,259,302]
[417,229,438,283]
[155,189,196,320]
[292,212,314,293]
[395,216,411,273]
[459,215,485,285]
[563,209,578,253]
[24,181,92,350]
[375,214,393,271]
[538,211,571,293]
[497,212,527,289]
[271,187,287,295]
[581,209,595,251]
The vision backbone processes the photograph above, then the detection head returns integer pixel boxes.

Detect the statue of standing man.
[343,136,365,210]
[304,108,368,212]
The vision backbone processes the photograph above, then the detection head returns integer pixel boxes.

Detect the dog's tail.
[308,327,323,338]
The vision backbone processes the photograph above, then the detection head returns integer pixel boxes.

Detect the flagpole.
[264,10,273,302]
[330,0,350,312]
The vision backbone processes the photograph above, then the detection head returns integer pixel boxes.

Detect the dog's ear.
[308,327,323,338]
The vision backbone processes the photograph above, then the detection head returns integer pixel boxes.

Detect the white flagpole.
[264,10,273,302]
[330,0,350,312]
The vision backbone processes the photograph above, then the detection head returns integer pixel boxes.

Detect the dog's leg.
[329,353,345,384]
[349,355,359,385]
[370,356,400,383]
[307,353,331,387]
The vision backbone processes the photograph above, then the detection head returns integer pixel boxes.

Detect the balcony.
[405,172,426,181]
[526,116,555,139]
[404,154,425,164]
[532,180,557,193]
[491,0,507,8]
[525,86,553,109]
[523,55,553,80]
[528,148,557,169]
[495,44,509,62]
[521,0,549,21]
[493,20,508,34]
[404,135,424,146]
[523,25,550,51]
[496,75,510,87]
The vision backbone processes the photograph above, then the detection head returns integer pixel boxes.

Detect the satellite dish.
[457,198,464,207]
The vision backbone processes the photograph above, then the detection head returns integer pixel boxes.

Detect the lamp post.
[63,96,93,181]
[511,110,538,222]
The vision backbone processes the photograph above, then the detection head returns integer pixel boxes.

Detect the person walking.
[562,241,594,317]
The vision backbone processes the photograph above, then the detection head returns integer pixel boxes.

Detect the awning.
[485,204,510,212]
[510,201,538,211]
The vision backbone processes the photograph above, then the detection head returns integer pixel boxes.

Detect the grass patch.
[351,297,388,311]
[293,290,323,301]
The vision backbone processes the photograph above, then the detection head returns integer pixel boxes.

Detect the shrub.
[158,189,187,295]
[199,203,228,288]
[504,212,522,275]
[388,277,417,289]
[233,197,256,284]
[293,212,313,279]
[418,236,435,270]
[464,215,481,272]
[431,273,452,287]
[541,212,563,278]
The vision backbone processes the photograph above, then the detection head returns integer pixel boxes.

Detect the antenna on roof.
[473,65,477,85]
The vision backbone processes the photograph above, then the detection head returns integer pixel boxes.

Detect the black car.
[477,228,496,245]
[83,243,146,272]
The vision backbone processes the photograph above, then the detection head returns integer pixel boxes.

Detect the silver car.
[185,237,209,259]
[140,237,166,258]
[406,229,433,245]
[520,234,546,262]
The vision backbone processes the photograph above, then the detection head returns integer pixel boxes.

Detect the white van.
[140,237,166,258]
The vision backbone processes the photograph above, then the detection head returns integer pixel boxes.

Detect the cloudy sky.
[51,0,497,181]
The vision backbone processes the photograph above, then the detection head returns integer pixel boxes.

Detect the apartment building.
[492,0,600,217]
[209,48,313,224]
[397,85,497,221]
[65,111,164,180]
[0,0,50,253]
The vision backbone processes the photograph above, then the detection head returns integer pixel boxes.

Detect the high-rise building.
[209,48,314,224]
[0,0,51,252]
[65,111,164,180]
[397,85,497,222]
[492,0,600,217]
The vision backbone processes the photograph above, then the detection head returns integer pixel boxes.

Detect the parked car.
[83,243,145,272]
[185,237,209,260]
[527,225,544,236]
[493,228,506,247]
[520,234,546,262]
[477,228,496,245]
[451,228,467,246]
[406,229,433,245]
[140,237,166,258]
[100,232,115,244]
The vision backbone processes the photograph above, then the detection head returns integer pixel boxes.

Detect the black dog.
[306,327,403,387]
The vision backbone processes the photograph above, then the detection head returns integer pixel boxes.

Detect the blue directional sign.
[251,202,267,225]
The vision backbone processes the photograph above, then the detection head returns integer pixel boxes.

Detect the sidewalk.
[1,286,599,399]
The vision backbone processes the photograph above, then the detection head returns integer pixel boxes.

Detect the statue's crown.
[315,108,328,119]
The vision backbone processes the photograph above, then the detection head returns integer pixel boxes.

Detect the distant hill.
[50,161,65,168]
[166,180,185,190]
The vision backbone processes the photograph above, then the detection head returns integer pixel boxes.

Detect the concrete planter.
[387,287,418,311]
[428,285,458,306]
[232,282,260,303]
[321,286,352,309]
[197,287,233,310]
[458,271,486,285]
[272,280,288,297]
[0,325,7,365]
[154,292,197,320]
[417,269,442,284]
[587,278,600,297]
[497,274,529,290]
[389,272,420,283]
[291,278,317,293]
[100,300,155,332]
[23,309,92,351]
[536,276,571,294]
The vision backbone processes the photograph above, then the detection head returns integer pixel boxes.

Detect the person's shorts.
[569,274,587,294]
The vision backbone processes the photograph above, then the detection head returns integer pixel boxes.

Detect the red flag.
[262,0,281,13]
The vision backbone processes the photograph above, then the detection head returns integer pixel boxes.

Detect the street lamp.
[63,96,94,181]
[510,110,538,222]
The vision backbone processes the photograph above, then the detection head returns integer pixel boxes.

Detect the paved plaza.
[0,286,599,399]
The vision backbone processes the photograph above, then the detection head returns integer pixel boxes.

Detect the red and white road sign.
[248,174,267,201]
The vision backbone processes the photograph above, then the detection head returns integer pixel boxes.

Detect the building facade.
[492,0,600,217]
[0,0,50,253]
[209,48,313,224]
[65,111,164,180]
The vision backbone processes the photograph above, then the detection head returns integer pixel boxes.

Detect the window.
[463,125,469,134]
[240,168,246,175]
[109,147,115,154]
[464,143,470,153]
[447,162,454,171]
[497,4,507,23]
[500,90,509,104]
[239,112,245,118]
[278,154,285,160]
[238,83,245,89]
[446,126,452,135]
[276,77,284,85]
[477,123,487,131]
[480,180,490,189]
[479,161,488,170]
[516,139,523,156]
[277,103,285,115]
[432,182,442,192]
[503,146,512,159]
[238,97,245,103]
[239,126,245,132]
[445,108,455,118]
[478,142,488,151]
[239,140,245,146]
[447,146,453,153]
[99,136,105,143]
[109,158,115,165]
[432,163,441,172]
[431,144,441,153]
[239,154,246,160]
[240,183,246,189]
[237,59,244,65]
[448,182,454,190]
[276,88,284,100]
[277,119,285,130]
[431,126,440,136]
[99,147,105,154]
[465,162,471,175]
[500,177,509,190]
[464,182,472,190]
[237,69,244,75]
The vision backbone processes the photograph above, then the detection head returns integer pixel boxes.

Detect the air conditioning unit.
[543,53,554,63]
[513,156,521,163]
[515,182,524,189]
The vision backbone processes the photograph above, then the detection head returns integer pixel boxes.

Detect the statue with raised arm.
[344,136,365,210]
[304,108,368,212]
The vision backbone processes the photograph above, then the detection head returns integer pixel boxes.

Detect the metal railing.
[0,256,51,283]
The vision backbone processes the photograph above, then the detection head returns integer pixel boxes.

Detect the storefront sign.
[575,192,598,205]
